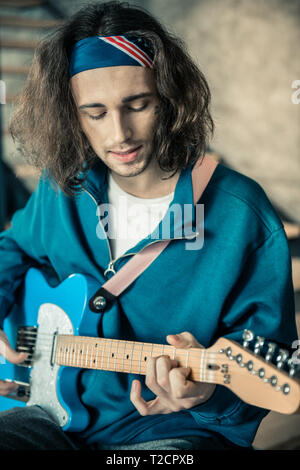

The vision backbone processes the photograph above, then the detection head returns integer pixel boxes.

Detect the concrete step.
[0,0,44,7]
[0,15,62,28]
[1,65,30,75]
[0,38,40,49]
[0,26,49,43]
[0,48,34,67]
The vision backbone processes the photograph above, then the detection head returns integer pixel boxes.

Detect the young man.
[0,1,297,450]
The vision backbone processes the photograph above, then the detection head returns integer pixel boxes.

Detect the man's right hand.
[0,329,27,396]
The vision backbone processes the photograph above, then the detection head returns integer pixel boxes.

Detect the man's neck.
[110,165,180,199]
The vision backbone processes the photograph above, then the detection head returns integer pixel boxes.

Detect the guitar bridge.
[16,326,38,367]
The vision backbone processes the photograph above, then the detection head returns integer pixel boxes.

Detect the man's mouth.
[110,145,143,162]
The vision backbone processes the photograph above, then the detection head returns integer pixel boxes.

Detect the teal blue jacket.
[0,159,297,447]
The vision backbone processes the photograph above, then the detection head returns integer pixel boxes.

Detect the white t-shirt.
[107,172,174,260]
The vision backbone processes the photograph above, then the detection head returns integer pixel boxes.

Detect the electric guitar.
[0,268,299,432]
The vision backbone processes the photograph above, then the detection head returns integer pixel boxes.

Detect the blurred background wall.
[0,0,300,450]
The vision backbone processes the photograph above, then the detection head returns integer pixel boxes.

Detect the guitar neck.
[55,335,224,385]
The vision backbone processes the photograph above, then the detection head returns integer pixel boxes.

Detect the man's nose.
[110,111,132,143]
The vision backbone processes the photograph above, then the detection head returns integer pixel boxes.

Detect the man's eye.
[130,103,148,112]
[88,103,148,120]
[89,113,106,120]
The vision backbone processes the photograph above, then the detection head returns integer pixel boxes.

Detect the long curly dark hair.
[10,1,214,196]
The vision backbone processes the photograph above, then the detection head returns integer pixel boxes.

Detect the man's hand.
[130,332,216,416]
[0,329,27,396]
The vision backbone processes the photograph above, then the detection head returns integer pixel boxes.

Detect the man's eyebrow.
[78,92,154,109]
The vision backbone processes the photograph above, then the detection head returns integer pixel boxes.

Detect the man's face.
[71,66,160,178]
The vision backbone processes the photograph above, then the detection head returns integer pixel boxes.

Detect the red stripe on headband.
[116,36,153,67]
[104,36,153,68]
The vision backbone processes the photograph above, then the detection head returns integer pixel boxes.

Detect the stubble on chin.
[107,143,155,178]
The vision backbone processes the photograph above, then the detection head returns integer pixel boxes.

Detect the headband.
[69,35,155,77]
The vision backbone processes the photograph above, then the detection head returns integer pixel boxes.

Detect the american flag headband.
[68,35,155,77]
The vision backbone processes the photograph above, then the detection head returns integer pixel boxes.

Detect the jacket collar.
[82,158,201,254]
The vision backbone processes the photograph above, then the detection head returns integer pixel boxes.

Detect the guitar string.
[53,356,291,388]
[16,337,285,366]
[15,333,230,358]
[55,348,290,378]
[19,346,227,361]
[13,333,289,376]
[4,343,290,384]
[15,331,262,359]
[10,339,288,378]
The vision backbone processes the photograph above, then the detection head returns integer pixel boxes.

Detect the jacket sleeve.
[188,227,298,447]
[0,177,51,328]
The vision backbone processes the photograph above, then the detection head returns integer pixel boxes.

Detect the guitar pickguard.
[27,303,74,427]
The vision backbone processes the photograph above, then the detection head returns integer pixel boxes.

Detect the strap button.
[93,296,107,311]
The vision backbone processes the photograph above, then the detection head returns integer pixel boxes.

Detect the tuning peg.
[242,329,254,348]
[287,357,297,376]
[265,342,276,362]
[276,349,289,369]
[254,336,265,355]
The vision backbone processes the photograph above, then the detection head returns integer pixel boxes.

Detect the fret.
[65,341,69,365]
[82,343,85,368]
[107,340,112,370]
[71,341,75,365]
[130,342,134,373]
[76,342,80,367]
[199,349,205,382]
[69,341,73,366]
[85,342,89,368]
[101,340,106,369]
[91,343,95,368]
[138,342,144,375]
[64,340,67,362]
[95,341,99,369]
[185,349,189,368]
[122,341,126,372]
[114,341,119,371]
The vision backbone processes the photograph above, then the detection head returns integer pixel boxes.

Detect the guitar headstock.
[208,330,300,415]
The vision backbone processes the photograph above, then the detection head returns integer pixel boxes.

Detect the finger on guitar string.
[0,329,28,364]
[146,355,178,394]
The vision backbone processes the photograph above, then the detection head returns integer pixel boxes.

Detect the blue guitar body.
[0,268,101,432]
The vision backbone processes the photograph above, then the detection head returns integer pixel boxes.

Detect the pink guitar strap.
[89,154,219,312]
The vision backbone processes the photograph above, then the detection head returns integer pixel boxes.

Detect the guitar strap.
[89,154,219,313]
